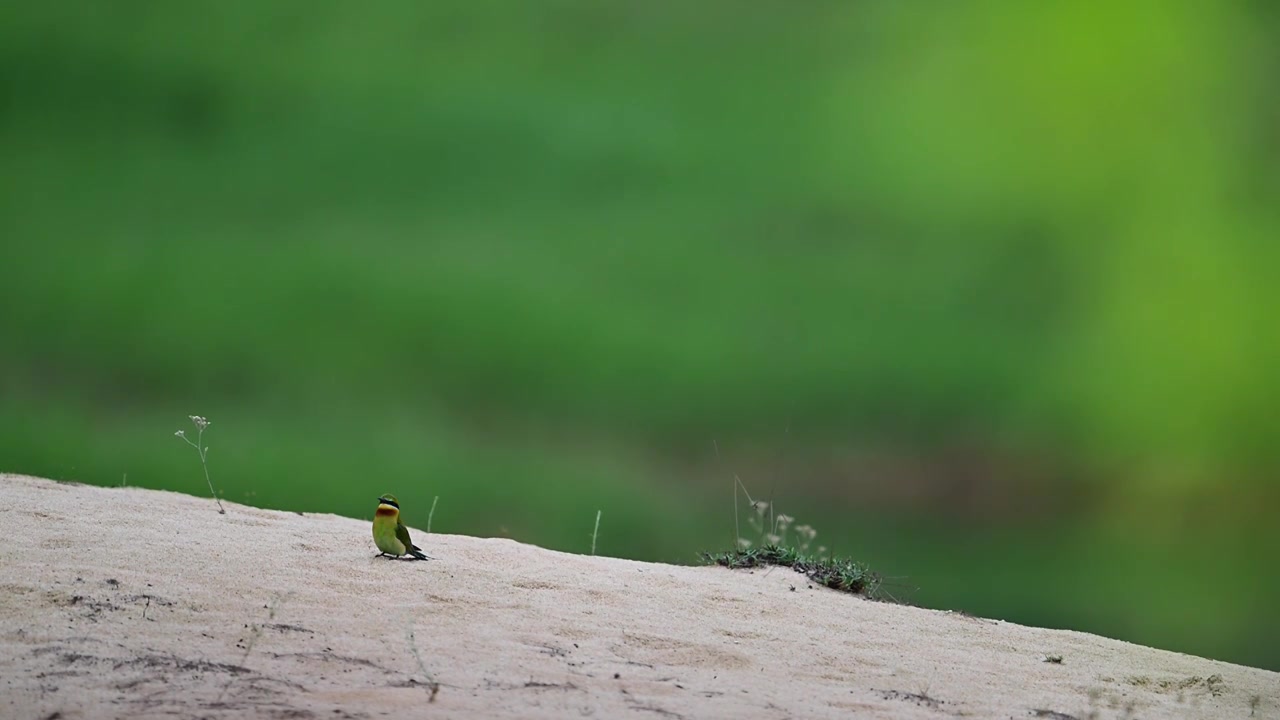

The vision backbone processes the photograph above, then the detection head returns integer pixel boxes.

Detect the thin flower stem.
[178,416,224,513]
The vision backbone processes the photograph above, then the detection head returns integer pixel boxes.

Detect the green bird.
[373,494,431,560]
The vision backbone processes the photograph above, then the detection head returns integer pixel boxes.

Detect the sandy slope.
[0,474,1274,719]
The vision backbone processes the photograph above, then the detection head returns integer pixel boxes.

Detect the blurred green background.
[2,3,1277,670]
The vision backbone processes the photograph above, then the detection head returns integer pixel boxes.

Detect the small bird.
[372,494,431,560]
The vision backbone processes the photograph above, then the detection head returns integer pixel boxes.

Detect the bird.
[372,494,432,560]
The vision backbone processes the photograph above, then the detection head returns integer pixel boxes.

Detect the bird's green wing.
[395,520,416,551]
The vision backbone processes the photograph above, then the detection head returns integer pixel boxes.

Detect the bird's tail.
[409,547,433,561]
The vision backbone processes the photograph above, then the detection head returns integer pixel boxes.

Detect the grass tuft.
[701,544,883,597]
[426,495,439,534]
[707,474,883,597]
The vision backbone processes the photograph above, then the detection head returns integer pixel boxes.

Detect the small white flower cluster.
[766,512,796,546]
[732,478,828,557]
[737,501,824,555]
[174,416,209,437]
[793,523,821,554]
[173,413,223,513]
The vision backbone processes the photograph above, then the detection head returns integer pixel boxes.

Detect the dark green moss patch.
[700,545,883,598]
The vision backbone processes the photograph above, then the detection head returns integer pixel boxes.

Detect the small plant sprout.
[591,510,602,555]
[175,414,223,514]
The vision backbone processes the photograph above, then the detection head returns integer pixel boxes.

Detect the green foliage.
[702,545,882,598]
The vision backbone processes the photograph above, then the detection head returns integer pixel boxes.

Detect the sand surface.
[1,474,1275,719]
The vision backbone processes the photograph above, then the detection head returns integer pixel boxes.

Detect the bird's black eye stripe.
[378,498,399,509]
